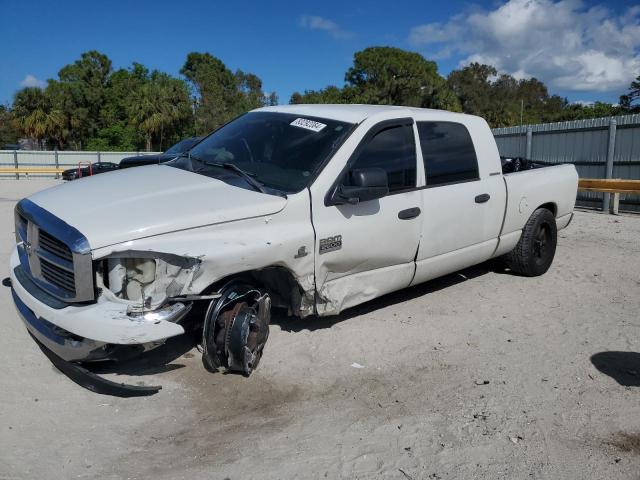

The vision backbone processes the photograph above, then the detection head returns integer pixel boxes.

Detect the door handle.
[398,207,421,220]
[475,193,490,204]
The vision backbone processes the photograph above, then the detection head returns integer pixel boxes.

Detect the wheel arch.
[199,265,315,317]
[537,202,557,217]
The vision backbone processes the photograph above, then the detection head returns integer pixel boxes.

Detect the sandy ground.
[0,179,639,480]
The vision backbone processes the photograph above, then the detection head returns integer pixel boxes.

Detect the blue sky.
[1,0,639,106]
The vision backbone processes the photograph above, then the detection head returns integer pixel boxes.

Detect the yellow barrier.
[578,178,640,214]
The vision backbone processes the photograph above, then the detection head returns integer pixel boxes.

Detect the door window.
[417,122,479,186]
[349,124,416,192]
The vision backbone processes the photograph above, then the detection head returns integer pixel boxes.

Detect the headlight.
[100,253,200,313]
[108,258,156,302]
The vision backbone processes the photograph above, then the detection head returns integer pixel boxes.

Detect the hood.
[28,165,287,250]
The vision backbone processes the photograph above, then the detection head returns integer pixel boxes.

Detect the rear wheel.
[505,208,557,277]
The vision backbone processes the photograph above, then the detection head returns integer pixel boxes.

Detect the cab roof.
[255,104,476,125]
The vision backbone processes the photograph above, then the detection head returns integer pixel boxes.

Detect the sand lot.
[1,179,639,479]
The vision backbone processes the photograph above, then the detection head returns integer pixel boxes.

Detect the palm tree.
[129,72,191,151]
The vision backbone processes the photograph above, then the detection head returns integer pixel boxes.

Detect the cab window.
[349,124,416,192]
[417,122,479,186]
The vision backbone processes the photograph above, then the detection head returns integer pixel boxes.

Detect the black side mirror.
[329,167,389,205]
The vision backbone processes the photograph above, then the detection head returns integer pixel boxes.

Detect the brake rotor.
[222,295,271,374]
[202,285,271,375]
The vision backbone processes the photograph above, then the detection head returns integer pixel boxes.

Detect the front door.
[311,119,422,315]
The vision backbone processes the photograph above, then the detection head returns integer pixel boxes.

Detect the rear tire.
[505,208,557,277]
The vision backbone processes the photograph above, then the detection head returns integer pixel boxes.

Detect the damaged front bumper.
[10,248,189,362]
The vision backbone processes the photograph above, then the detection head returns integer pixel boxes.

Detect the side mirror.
[330,167,389,205]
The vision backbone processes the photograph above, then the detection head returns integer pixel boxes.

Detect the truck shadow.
[591,351,640,387]
[85,328,200,377]
[274,259,509,333]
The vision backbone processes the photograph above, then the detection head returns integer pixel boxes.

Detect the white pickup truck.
[9,105,578,382]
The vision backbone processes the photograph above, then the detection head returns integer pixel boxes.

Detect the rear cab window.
[417,122,479,187]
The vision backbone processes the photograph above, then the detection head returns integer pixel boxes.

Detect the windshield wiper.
[197,160,268,194]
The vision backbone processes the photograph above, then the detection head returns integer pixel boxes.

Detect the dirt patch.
[605,432,640,455]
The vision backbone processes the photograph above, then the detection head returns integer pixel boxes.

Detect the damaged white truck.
[9,105,578,388]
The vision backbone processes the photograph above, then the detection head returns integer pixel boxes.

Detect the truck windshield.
[165,137,201,155]
[167,112,354,194]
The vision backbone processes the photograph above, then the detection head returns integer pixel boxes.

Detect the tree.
[290,47,459,110]
[180,52,240,133]
[12,87,66,149]
[235,70,266,113]
[180,53,273,133]
[345,47,458,110]
[290,85,356,104]
[0,105,19,147]
[128,71,192,151]
[620,74,640,111]
[447,63,576,126]
[447,63,497,117]
[266,91,279,106]
[49,50,113,147]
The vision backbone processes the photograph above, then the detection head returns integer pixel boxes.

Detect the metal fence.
[0,150,161,179]
[492,114,640,212]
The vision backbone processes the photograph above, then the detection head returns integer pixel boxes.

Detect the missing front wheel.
[201,282,271,376]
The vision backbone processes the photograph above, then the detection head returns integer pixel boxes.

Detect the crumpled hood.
[28,165,287,249]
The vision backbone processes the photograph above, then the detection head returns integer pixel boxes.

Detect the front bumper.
[9,247,188,362]
[12,288,111,361]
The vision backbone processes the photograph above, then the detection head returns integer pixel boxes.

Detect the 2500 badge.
[319,235,342,254]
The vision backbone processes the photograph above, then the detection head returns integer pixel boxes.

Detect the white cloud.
[572,100,594,106]
[20,74,45,89]
[408,0,640,92]
[299,15,354,40]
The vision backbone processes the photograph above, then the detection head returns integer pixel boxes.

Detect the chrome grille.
[40,257,76,294]
[15,199,94,303]
[39,229,74,262]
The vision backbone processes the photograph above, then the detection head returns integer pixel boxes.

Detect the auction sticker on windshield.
[290,118,327,132]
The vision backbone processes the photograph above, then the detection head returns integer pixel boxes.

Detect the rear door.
[412,121,505,285]
[311,119,423,315]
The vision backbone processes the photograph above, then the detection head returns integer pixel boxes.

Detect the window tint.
[417,122,479,186]
[349,124,416,192]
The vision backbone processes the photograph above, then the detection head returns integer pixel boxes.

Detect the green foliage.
[620,74,640,112]
[266,91,279,106]
[8,48,635,150]
[180,53,273,134]
[290,47,460,111]
[346,47,459,110]
[84,123,139,151]
[12,87,67,149]
[128,71,192,151]
[181,52,238,133]
[0,105,19,147]
[446,63,577,127]
[290,85,355,104]
[10,50,252,151]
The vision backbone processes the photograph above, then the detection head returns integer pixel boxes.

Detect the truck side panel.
[501,164,579,237]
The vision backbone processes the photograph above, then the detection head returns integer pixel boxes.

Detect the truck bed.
[501,163,579,237]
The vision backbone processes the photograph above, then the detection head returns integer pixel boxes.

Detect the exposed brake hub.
[202,283,271,376]
[222,294,271,373]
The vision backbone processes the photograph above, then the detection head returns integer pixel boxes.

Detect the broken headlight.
[99,253,200,314]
